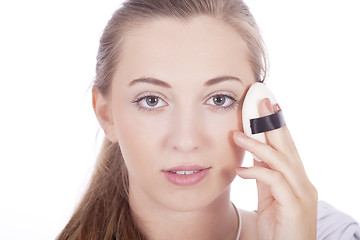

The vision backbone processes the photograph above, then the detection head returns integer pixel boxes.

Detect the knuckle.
[310,184,318,201]
[272,171,283,183]
[300,183,318,207]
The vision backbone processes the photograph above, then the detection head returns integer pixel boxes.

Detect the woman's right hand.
[234,98,318,240]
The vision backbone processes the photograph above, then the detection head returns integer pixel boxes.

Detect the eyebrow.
[128,75,243,88]
[204,75,243,86]
[129,77,172,88]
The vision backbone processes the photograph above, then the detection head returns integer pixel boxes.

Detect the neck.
[129,186,238,240]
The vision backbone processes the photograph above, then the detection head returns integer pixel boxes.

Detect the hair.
[57,0,267,239]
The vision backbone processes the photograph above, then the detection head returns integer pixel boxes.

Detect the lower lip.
[162,168,211,186]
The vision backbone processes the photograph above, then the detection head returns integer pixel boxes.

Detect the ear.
[92,87,118,143]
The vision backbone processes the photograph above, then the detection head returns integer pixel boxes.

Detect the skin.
[93,16,317,240]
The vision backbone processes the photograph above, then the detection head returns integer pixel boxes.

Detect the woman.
[57,0,360,239]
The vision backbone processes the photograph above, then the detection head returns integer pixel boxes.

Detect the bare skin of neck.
[129,187,240,240]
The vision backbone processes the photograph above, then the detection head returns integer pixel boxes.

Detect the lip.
[162,165,211,186]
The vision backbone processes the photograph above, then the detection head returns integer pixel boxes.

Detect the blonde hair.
[57,0,267,239]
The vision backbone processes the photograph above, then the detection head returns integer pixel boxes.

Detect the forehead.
[115,15,254,86]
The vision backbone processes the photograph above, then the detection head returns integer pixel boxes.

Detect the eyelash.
[206,95,240,111]
[131,94,167,112]
[131,93,240,112]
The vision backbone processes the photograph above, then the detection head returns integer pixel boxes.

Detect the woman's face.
[108,16,255,211]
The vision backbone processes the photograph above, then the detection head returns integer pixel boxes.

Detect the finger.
[272,103,300,155]
[236,166,297,205]
[259,101,311,196]
[233,130,284,170]
[253,160,273,205]
[252,146,310,200]
[281,124,299,154]
[234,132,310,198]
[258,98,291,154]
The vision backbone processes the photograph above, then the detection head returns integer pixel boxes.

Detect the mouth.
[162,165,211,186]
[169,170,201,175]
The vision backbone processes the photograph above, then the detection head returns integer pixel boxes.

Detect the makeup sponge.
[242,82,285,161]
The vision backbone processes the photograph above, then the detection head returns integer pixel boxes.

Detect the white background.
[0,0,359,239]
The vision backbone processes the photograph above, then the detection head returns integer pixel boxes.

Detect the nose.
[166,107,204,153]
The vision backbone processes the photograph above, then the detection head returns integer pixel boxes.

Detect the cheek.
[216,129,244,168]
[112,109,161,179]
[212,131,245,188]
[208,111,245,179]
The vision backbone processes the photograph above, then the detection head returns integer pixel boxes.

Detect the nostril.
[173,142,199,153]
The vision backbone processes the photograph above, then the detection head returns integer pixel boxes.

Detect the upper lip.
[163,165,211,172]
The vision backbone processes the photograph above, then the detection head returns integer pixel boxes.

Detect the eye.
[145,96,159,107]
[133,95,168,111]
[205,94,236,108]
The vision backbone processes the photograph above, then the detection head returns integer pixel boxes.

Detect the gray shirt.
[317,201,360,240]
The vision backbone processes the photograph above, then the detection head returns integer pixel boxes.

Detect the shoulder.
[317,201,360,240]
[238,209,257,240]
[237,202,360,240]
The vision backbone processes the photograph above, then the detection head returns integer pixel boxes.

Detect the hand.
[233,98,318,240]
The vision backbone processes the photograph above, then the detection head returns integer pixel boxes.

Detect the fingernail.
[233,131,246,140]
[237,167,248,171]
[236,167,248,174]
[274,103,281,112]
[233,131,249,148]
